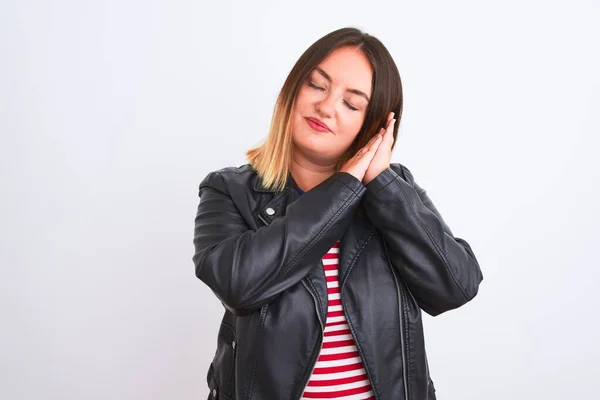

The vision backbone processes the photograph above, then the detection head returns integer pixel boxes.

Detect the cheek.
[339,113,365,139]
[294,86,314,109]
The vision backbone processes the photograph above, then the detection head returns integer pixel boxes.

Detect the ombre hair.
[246,27,403,192]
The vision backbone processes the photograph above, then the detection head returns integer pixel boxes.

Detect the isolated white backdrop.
[1,1,599,399]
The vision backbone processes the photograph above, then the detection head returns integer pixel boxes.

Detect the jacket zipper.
[390,267,410,400]
[299,262,325,400]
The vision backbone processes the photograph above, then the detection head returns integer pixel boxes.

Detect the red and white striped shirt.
[301,240,375,400]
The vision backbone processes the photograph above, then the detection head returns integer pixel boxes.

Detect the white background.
[1,1,599,398]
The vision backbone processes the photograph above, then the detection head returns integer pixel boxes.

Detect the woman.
[193,27,483,400]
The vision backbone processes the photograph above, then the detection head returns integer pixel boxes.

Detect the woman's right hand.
[339,133,383,182]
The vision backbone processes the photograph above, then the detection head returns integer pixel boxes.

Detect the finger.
[385,119,396,142]
[364,136,383,161]
[357,134,382,158]
[364,135,377,149]
[367,134,383,153]
[369,130,384,144]
[357,132,382,156]
[375,128,385,141]
[386,116,395,130]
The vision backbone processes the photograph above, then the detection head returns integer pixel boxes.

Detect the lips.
[305,117,332,133]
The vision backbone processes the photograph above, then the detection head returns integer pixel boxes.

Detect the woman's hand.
[340,131,384,182]
[362,112,396,185]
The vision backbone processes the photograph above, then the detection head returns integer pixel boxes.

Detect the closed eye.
[308,82,359,111]
[307,82,324,91]
[344,101,359,111]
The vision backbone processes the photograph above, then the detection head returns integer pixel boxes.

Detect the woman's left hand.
[362,112,396,185]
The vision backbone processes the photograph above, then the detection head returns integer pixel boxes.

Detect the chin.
[294,141,340,164]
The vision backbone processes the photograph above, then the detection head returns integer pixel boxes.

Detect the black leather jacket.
[193,163,483,399]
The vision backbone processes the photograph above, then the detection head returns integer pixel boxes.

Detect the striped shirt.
[301,240,375,399]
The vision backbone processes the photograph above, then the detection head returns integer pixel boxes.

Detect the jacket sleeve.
[193,170,366,316]
[363,163,483,316]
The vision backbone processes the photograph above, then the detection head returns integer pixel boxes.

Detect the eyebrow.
[314,67,371,103]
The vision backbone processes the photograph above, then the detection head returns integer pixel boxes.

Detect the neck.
[290,155,337,192]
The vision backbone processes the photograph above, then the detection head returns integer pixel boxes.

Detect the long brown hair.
[246,27,403,192]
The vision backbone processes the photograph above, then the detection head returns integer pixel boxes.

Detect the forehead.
[313,47,373,97]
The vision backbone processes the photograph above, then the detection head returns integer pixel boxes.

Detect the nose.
[316,92,335,118]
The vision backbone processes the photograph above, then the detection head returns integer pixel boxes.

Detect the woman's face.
[291,46,373,167]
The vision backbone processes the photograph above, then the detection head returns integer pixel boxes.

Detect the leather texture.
[193,163,483,399]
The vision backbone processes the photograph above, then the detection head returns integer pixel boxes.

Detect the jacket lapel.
[338,207,377,287]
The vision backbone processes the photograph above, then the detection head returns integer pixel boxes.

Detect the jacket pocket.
[209,321,237,398]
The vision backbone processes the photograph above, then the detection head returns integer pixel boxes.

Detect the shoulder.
[198,163,257,194]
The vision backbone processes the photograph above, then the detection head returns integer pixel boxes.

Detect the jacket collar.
[252,169,301,194]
